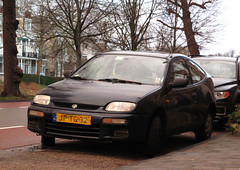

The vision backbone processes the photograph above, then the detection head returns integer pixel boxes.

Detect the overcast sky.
[200,0,240,56]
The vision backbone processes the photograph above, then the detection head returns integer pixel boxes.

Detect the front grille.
[53,102,100,110]
[216,106,226,115]
[45,121,100,139]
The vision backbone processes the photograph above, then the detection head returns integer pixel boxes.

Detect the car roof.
[193,56,238,62]
[99,50,187,59]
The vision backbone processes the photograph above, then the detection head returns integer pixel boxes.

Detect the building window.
[40,60,46,75]
[0,55,3,73]
[82,55,88,64]
[22,39,27,56]
[24,18,32,31]
[0,14,2,30]
[18,59,21,70]
[24,60,29,73]
[31,60,36,74]
[50,71,54,76]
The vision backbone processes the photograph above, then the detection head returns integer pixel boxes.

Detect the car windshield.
[71,54,167,85]
[195,59,236,79]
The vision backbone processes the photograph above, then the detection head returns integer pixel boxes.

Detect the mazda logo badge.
[72,104,78,109]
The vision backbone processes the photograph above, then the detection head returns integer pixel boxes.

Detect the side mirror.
[63,70,72,79]
[169,77,188,88]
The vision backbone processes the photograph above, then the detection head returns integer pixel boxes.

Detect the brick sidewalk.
[118,134,240,169]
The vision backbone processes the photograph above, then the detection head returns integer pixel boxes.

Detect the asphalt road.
[0,102,30,128]
[0,102,41,150]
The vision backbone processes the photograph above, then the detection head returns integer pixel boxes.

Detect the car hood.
[39,79,159,106]
[212,78,237,90]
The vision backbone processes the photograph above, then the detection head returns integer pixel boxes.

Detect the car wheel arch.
[142,107,167,156]
[194,108,214,141]
[208,103,216,119]
[235,92,240,103]
[146,107,167,139]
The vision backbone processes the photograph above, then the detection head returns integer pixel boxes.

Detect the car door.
[164,57,197,132]
[186,59,207,127]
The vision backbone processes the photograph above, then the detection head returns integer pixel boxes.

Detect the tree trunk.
[181,0,200,56]
[1,0,23,97]
[37,53,42,75]
[74,37,82,66]
[76,47,82,66]
[130,0,137,51]
[172,5,178,52]
[36,14,45,75]
[37,40,43,75]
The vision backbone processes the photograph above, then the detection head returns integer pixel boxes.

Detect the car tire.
[41,136,55,147]
[215,118,227,130]
[194,111,213,141]
[143,115,162,157]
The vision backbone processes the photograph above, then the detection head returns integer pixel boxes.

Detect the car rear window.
[194,59,236,79]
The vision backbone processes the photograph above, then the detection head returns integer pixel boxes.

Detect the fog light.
[103,118,127,125]
[28,122,42,130]
[29,110,44,117]
[114,129,129,137]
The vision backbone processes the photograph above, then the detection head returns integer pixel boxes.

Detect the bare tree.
[224,50,235,57]
[44,0,113,66]
[88,20,116,52]
[24,0,72,76]
[2,0,23,97]
[158,0,220,56]
[110,0,158,51]
[31,0,52,75]
[156,2,186,53]
[16,0,33,12]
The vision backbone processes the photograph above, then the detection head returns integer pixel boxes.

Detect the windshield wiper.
[70,76,89,80]
[98,78,142,85]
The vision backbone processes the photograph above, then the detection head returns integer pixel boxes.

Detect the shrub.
[228,105,240,124]
[226,105,240,135]
[22,74,64,85]
[22,74,39,84]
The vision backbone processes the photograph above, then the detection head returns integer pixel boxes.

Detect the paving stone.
[117,134,240,170]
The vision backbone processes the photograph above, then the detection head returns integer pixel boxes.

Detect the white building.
[0,4,98,80]
[0,8,46,81]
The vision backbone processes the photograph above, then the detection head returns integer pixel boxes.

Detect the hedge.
[22,74,64,85]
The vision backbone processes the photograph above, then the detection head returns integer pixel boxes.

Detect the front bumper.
[215,101,235,120]
[27,105,149,142]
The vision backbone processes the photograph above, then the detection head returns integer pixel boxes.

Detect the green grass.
[0,81,45,101]
[0,95,33,101]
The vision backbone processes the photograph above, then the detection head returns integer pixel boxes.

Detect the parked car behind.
[28,51,216,156]
[193,56,240,126]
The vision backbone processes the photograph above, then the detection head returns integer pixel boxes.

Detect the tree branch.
[157,19,184,31]
[167,7,183,20]
[167,0,182,8]
[189,1,212,9]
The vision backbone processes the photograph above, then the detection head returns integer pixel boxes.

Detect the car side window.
[187,60,205,84]
[168,58,191,85]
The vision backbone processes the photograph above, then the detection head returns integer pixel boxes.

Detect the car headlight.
[214,91,230,100]
[105,102,136,112]
[33,95,51,105]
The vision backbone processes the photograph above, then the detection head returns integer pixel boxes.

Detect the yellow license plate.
[53,113,91,125]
